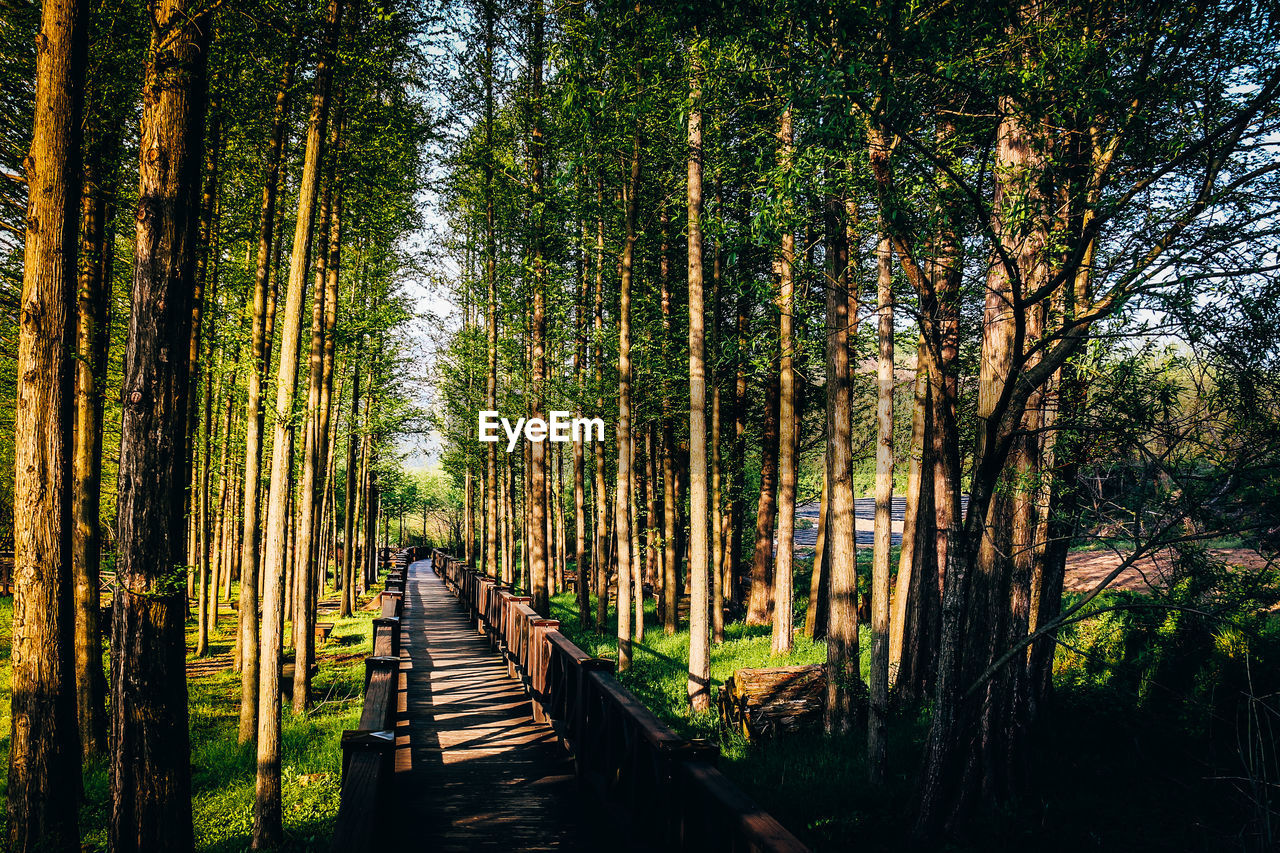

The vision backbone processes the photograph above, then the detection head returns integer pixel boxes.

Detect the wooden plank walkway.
[391,559,626,851]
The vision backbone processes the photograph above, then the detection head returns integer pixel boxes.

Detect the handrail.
[430,549,810,853]
[330,550,408,853]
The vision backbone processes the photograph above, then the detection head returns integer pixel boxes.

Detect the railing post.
[528,618,559,724]
[373,616,401,658]
[339,728,395,783]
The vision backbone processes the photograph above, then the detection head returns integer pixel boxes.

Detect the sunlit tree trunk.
[238,32,297,736]
[869,232,894,782]
[110,0,210,846]
[71,108,118,761]
[8,0,88,845]
[804,472,828,639]
[687,49,710,707]
[592,188,608,627]
[771,107,796,656]
[823,190,858,734]
[747,361,780,626]
[254,0,343,842]
[614,132,640,671]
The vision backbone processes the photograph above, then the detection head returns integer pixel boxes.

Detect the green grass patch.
[0,585,377,851]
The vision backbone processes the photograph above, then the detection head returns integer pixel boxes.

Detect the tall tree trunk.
[710,223,725,644]
[483,0,499,582]
[9,0,89,845]
[747,363,780,626]
[686,51,710,708]
[71,112,117,761]
[312,150,343,605]
[238,33,298,738]
[771,107,797,655]
[890,335,934,697]
[527,0,549,614]
[208,383,234,636]
[823,191,858,735]
[614,133,640,671]
[194,117,221,659]
[726,287,750,607]
[110,0,210,847]
[291,162,335,713]
[254,0,342,842]
[592,187,608,627]
[342,355,363,615]
[804,472,828,638]
[869,232,894,783]
[573,220,590,623]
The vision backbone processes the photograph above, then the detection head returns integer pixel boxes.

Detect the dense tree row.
[432,0,1280,842]
[0,0,430,848]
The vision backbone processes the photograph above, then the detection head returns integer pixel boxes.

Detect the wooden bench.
[717,665,826,741]
[315,621,334,642]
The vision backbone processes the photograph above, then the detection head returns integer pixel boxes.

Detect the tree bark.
[869,232,894,783]
[8,0,88,845]
[527,0,549,614]
[254,0,342,843]
[592,186,608,627]
[771,107,797,656]
[889,335,933,697]
[823,192,858,735]
[614,132,640,671]
[110,0,210,847]
[803,472,828,639]
[71,107,117,761]
[237,31,298,738]
[687,50,710,708]
[291,157,335,713]
[747,361,780,626]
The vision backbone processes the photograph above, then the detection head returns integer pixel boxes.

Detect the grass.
[542,550,1280,852]
[0,581,379,851]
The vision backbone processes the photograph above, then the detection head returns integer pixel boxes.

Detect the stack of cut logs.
[716,664,826,741]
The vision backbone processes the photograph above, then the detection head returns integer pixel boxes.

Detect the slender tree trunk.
[527,0,549,614]
[890,336,933,695]
[823,191,858,735]
[804,472,828,638]
[291,165,334,713]
[71,116,116,761]
[657,205,679,634]
[573,226,589,622]
[710,224,725,643]
[614,133,640,671]
[110,1,210,847]
[312,151,343,606]
[9,0,88,845]
[747,363,780,626]
[194,127,221,658]
[254,0,342,842]
[593,189,608,628]
[630,438,643,641]
[869,232,894,783]
[208,385,234,635]
[772,107,797,655]
[238,33,297,737]
[726,287,750,608]
[342,358,363,615]
[484,0,499,577]
[686,52,710,708]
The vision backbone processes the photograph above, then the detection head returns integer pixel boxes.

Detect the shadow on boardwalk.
[391,561,644,852]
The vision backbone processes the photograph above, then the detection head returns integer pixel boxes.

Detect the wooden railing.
[431,549,810,853]
[330,555,406,853]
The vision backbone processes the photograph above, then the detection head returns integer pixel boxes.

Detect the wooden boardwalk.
[391,559,626,852]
